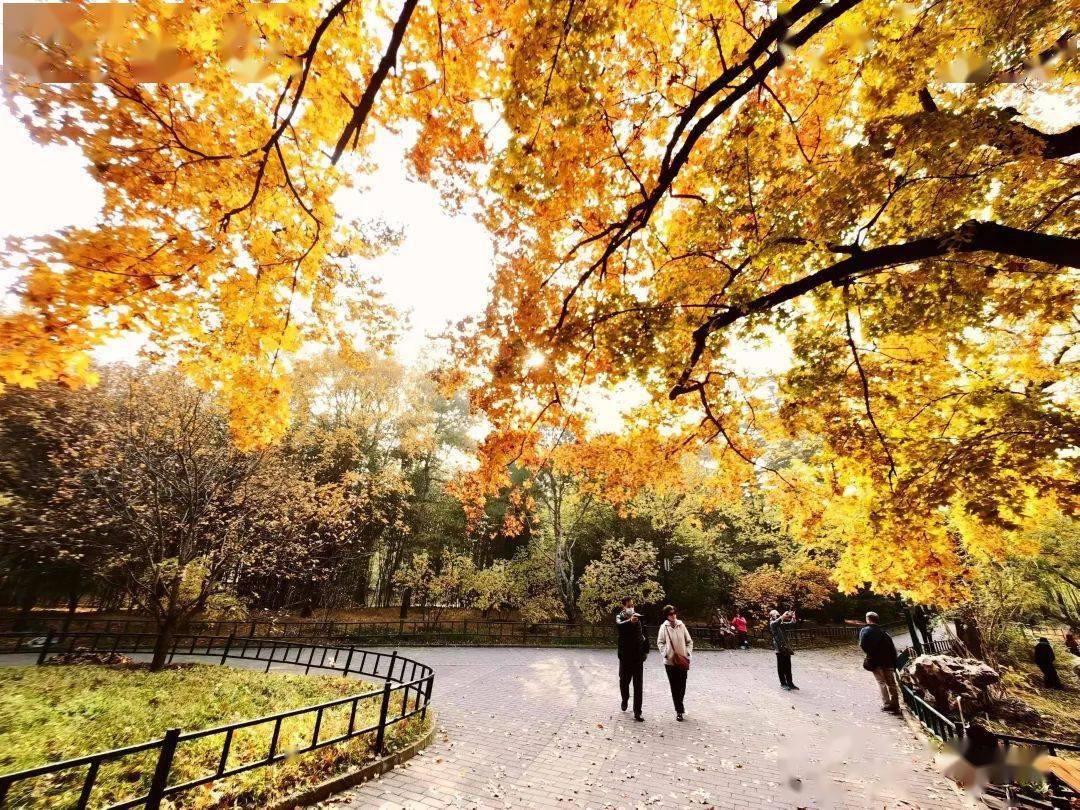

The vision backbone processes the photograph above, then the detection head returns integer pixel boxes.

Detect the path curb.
[270,715,438,809]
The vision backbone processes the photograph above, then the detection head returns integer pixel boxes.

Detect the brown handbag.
[665,625,691,669]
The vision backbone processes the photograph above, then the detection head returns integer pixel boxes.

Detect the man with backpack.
[615,596,647,721]
[859,611,900,713]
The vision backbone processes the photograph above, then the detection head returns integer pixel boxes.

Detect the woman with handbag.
[657,605,693,721]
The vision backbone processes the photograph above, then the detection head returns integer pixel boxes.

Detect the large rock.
[899,653,1000,714]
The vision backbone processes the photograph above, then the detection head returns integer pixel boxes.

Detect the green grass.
[994,660,1080,743]
[0,663,429,808]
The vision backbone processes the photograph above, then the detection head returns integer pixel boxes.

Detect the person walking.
[769,609,798,690]
[731,612,749,650]
[912,604,934,649]
[657,605,693,720]
[1034,637,1063,689]
[859,611,900,713]
[615,596,647,721]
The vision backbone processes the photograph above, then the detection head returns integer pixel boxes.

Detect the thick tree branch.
[554,0,866,331]
[331,0,420,164]
[1020,121,1080,160]
[670,221,1080,398]
[919,88,1080,159]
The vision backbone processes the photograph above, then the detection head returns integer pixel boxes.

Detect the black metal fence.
[899,682,964,743]
[921,638,960,655]
[0,616,904,652]
[899,683,1080,808]
[0,631,434,810]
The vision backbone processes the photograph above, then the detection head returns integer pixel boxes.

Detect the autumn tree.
[529,438,594,620]
[3,0,1077,607]
[734,558,834,619]
[446,0,1079,603]
[469,560,517,618]
[282,351,472,609]
[394,549,475,621]
[49,369,321,669]
[0,384,100,626]
[577,539,665,622]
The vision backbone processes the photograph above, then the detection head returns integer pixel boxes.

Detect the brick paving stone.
[2,644,972,809]
[333,646,975,809]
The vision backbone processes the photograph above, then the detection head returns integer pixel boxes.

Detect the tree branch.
[670,221,1080,398]
[331,0,420,164]
[553,0,866,331]
[842,284,898,489]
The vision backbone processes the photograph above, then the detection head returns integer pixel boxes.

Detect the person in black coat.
[858,611,900,712]
[1034,637,1063,689]
[615,596,647,721]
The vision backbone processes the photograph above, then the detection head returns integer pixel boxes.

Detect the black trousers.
[664,664,687,714]
[619,659,644,714]
[775,651,793,686]
[736,631,748,648]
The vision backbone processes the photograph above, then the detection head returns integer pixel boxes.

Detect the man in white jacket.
[657,604,693,720]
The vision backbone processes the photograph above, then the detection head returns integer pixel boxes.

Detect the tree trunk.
[13,580,40,631]
[60,586,81,635]
[149,618,177,672]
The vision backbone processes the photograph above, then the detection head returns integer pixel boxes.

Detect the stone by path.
[331,646,973,810]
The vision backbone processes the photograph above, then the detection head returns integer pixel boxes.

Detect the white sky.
[0,103,494,366]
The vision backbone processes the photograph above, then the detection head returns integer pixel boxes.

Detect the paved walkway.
[331,646,972,810]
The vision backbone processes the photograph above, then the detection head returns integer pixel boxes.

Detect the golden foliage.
[3,0,1077,601]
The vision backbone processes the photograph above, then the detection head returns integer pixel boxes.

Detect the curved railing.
[0,631,434,810]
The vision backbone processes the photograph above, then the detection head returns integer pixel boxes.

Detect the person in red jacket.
[731,612,749,650]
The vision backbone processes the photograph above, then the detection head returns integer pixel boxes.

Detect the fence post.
[373,681,392,755]
[220,632,234,665]
[388,650,398,681]
[145,728,181,810]
[420,676,433,722]
[344,648,354,677]
[36,630,54,666]
[903,607,923,656]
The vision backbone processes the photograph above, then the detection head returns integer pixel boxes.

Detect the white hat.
[769,609,780,619]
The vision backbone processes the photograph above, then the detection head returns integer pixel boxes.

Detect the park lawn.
[0,663,429,808]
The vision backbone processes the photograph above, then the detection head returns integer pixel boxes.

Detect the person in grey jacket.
[769,609,798,690]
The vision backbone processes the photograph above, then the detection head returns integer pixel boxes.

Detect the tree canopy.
[2,0,1077,602]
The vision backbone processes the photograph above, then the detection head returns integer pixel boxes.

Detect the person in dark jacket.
[769,609,798,690]
[858,612,900,712]
[615,596,646,720]
[1034,637,1063,689]
[912,604,934,649]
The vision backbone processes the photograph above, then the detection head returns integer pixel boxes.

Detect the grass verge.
[0,663,429,808]
[994,659,1080,743]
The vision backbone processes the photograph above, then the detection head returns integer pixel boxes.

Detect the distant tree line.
[1,353,910,667]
